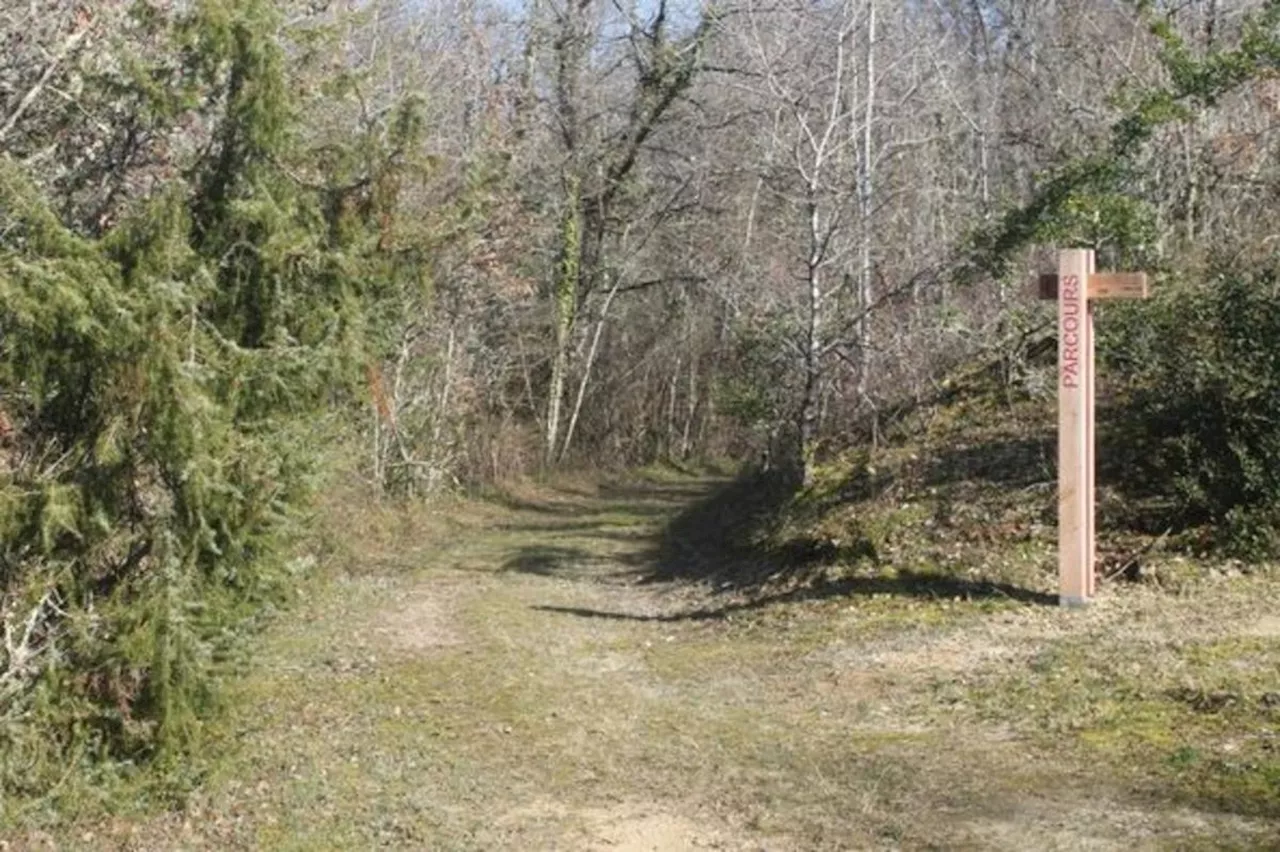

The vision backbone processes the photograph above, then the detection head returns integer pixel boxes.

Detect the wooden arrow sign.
[1035,252,1151,607]
[1036,272,1149,301]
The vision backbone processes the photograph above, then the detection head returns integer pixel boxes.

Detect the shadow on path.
[502,469,1056,610]
[637,472,799,587]
[533,571,1055,623]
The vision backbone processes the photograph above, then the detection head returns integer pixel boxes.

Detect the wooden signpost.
[1037,249,1150,607]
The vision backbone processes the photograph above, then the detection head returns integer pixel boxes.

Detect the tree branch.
[0,20,94,145]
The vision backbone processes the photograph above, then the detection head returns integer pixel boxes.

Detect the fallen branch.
[1103,527,1173,583]
[0,590,60,703]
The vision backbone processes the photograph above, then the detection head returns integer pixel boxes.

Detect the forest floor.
[14,471,1280,850]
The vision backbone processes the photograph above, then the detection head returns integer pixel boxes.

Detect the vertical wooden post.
[1037,253,1148,607]
[1085,251,1097,598]
[1058,249,1091,606]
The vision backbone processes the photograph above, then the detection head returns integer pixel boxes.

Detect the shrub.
[1104,259,1280,557]
[0,0,408,800]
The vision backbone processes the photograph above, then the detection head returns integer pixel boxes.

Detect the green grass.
[5,469,1279,849]
[954,590,1280,820]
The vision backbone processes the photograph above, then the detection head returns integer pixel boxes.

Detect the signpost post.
[1037,249,1150,607]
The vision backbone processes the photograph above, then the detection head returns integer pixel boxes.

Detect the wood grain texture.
[1058,249,1092,606]
[1036,272,1149,300]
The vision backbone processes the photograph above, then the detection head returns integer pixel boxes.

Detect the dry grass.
[5,466,1279,850]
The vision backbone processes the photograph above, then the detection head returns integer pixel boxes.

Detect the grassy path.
[39,475,1280,850]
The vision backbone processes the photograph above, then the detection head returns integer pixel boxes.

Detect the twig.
[1104,527,1173,583]
[1,590,57,695]
[0,22,94,144]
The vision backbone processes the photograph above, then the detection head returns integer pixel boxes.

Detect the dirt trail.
[47,477,1280,850]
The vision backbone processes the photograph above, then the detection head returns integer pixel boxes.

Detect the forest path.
[71,475,1280,850]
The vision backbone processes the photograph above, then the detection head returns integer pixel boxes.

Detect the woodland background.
[3,0,1280,805]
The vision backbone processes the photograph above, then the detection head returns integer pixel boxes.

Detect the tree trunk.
[545,176,581,467]
[680,353,697,459]
[799,190,823,487]
[856,0,876,407]
[559,271,620,463]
